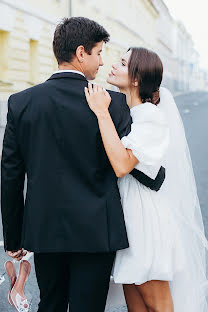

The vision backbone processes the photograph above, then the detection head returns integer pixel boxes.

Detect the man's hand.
[7,248,27,261]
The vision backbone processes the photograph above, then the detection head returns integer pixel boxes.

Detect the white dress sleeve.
[121,103,170,179]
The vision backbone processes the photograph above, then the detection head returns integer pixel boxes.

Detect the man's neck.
[58,62,85,76]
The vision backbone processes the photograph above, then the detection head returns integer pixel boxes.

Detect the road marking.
[0,241,4,247]
[183,109,190,114]
[0,275,5,285]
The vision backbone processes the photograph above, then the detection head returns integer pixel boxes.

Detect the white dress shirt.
[53,69,85,77]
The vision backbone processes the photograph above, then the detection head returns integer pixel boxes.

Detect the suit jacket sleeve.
[1,96,25,252]
[117,94,165,192]
[116,94,132,139]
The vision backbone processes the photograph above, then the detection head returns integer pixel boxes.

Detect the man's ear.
[76,45,85,63]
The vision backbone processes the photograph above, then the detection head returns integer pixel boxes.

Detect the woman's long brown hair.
[128,47,163,105]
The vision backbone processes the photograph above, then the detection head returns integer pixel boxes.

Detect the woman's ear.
[132,81,138,87]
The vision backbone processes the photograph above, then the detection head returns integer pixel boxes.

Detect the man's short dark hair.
[53,17,110,65]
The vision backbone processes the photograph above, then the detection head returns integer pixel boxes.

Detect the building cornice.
[0,0,59,25]
[158,38,173,53]
[143,0,159,18]
[152,0,173,21]
[161,0,173,19]
[0,80,13,87]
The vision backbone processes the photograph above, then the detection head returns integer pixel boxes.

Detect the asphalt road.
[176,91,208,239]
[0,91,208,311]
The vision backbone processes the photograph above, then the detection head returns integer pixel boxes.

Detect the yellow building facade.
[0,0,69,144]
[0,0,69,100]
[0,0,158,147]
[0,0,158,99]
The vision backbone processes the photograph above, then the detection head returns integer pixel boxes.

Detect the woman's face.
[107,50,132,89]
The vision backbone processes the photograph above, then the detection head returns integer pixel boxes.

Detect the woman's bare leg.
[123,284,148,312]
[135,280,174,312]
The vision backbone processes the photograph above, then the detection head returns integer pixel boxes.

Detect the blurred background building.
[0,0,69,128]
[0,0,207,147]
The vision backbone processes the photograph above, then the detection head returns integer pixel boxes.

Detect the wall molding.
[1,0,60,25]
[0,2,16,31]
[24,15,43,40]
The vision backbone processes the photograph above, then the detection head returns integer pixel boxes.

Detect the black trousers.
[34,252,116,312]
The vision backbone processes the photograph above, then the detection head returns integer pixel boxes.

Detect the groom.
[1,17,165,311]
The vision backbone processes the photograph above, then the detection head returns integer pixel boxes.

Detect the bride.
[85,47,208,311]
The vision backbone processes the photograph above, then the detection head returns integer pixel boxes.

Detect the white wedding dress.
[105,87,208,311]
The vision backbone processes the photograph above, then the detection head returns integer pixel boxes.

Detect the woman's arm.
[85,83,139,178]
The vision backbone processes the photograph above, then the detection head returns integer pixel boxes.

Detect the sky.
[163,0,208,70]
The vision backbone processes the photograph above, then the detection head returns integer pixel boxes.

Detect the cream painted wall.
[0,0,68,102]
[26,0,69,18]
[0,0,158,99]
[0,0,68,137]
[0,0,203,106]
[0,0,158,149]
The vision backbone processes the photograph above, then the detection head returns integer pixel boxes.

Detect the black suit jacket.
[1,72,164,253]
